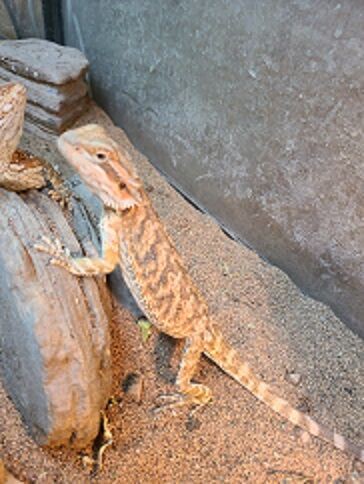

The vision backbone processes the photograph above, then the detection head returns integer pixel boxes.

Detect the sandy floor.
[0,104,363,483]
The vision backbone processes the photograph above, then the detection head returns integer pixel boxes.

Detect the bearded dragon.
[35,124,364,462]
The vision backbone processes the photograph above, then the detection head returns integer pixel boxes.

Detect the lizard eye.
[119,182,126,189]
[96,152,107,161]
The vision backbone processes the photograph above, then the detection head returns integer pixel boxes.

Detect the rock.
[0,66,88,113]
[121,372,144,403]
[0,39,90,138]
[25,96,89,132]
[285,371,302,386]
[0,39,88,85]
[0,189,112,448]
[109,267,145,319]
[21,120,58,141]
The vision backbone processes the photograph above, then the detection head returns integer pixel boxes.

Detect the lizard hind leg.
[176,337,212,405]
[155,336,212,411]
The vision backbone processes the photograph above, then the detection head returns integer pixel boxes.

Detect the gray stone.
[122,372,144,403]
[0,66,88,113]
[285,372,302,387]
[63,1,364,337]
[23,119,58,141]
[25,96,89,132]
[0,189,112,448]
[0,38,88,85]
[109,267,145,319]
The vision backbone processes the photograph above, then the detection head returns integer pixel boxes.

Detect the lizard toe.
[184,383,213,405]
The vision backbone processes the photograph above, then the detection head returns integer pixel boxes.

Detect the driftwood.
[0,189,112,448]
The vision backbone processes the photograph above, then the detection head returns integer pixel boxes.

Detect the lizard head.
[57,124,143,211]
[0,82,26,161]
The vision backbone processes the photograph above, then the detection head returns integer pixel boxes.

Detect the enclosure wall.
[62,1,363,337]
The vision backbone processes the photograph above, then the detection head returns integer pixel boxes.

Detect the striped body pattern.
[0,82,45,191]
[36,124,363,462]
[119,200,209,338]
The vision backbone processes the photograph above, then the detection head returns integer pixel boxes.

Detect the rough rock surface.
[0,38,88,85]
[0,189,112,448]
[0,39,89,138]
[26,96,89,131]
[0,66,88,113]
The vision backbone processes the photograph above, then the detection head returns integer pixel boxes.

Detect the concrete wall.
[0,0,44,39]
[62,0,364,338]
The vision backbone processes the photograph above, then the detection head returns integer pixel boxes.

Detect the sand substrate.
[0,104,363,483]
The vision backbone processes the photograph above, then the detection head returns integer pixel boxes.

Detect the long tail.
[204,327,364,462]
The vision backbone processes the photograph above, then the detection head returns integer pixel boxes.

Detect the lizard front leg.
[156,335,212,409]
[35,212,120,276]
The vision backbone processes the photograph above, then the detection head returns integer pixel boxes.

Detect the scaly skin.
[36,124,364,462]
[0,82,46,191]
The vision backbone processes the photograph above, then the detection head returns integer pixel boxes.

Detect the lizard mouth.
[102,193,139,212]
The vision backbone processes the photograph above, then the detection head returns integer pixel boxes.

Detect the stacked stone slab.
[0,38,89,138]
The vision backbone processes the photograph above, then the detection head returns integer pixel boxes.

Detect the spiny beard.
[102,193,138,212]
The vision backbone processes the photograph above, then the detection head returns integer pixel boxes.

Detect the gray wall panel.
[62,0,364,337]
[0,0,44,39]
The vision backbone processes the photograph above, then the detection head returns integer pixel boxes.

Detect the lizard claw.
[154,392,184,405]
[34,236,72,268]
[152,393,186,414]
[153,384,212,414]
[47,187,72,209]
